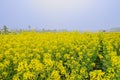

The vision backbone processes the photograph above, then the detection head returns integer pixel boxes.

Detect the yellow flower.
[13,74,20,80]
[17,60,29,72]
[98,54,103,59]
[90,70,105,80]
[50,70,60,80]
[55,52,61,59]
[23,71,35,80]
[64,53,70,59]
[29,59,44,72]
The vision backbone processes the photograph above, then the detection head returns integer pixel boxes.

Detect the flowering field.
[0,31,120,80]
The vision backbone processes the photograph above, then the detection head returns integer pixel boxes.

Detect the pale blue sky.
[0,0,120,31]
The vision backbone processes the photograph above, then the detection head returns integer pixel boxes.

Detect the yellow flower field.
[0,31,120,80]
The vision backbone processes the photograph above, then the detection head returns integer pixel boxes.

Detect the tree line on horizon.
[0,25,69,34]
[0,25,10,34]
[0,25,120,34]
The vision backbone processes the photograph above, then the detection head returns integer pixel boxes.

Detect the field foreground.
[0,32,120,80]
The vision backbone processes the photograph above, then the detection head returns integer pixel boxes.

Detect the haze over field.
[0,0,120,31]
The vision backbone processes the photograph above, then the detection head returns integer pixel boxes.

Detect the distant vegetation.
[0,25,68,34]
[0,25,10,34]
[109,27,120,32]
[0,25,120,34]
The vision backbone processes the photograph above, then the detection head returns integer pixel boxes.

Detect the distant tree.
[102,30,106,32]
[0,28,1,34]
[3,25,9,34]
[110,27,120,32]
[28,25,31,31]
[42,28,45,32]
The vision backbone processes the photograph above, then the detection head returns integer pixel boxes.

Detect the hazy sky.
[0,0,120,31]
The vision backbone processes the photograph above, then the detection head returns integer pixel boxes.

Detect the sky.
[0,0,120,31]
